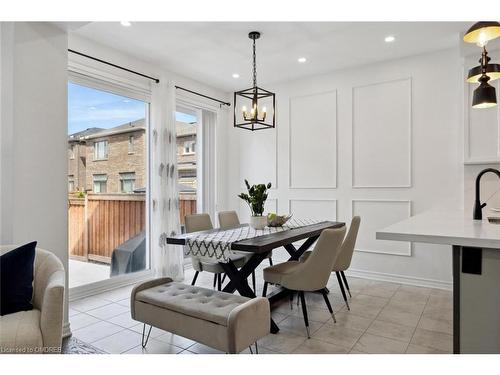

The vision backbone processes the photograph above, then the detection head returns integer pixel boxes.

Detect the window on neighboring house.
[69,144,75,159]
[93,174,107,193]
[94,140,108,160]
[68,176,75,192]
[128,135,134,154]
[183,141,195,154]
[120,172,136,193]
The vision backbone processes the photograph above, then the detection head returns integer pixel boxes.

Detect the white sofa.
[0,245,65,354]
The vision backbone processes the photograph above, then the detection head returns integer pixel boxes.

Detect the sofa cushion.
[0,241,37,316]
[0,309,43,353]
[135,282,250,326]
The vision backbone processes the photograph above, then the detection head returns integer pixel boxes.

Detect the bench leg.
[142,324,152,348]
[191,271,199,286]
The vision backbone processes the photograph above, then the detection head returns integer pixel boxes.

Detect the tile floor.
[69,265,453,354]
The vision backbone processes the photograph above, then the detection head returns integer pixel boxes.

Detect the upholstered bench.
[131,278,270,354]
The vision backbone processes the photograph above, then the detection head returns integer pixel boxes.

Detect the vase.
[250,215,267,230]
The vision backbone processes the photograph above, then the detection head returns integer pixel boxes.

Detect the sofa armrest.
[227,297,270,353]
[130,277,172,319]
[39,269,65,351]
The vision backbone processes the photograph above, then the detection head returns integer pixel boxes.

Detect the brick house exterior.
[68,119,146,194]
[68,119,197,195]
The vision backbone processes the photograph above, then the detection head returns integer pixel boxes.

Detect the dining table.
[166,219,345,334]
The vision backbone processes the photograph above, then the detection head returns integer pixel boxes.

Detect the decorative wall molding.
[289,90,338,189]
[351,77,412,188]
[463,76,500,164]
[351,199,412,256]
[288,198,338,221]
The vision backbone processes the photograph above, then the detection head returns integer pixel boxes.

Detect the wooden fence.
[69,193,196,263]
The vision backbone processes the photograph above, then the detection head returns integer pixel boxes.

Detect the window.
[69,144,75,159]
[120,172,136,193]
[183,141,195,154]
[94,140,108,160]
[68,176,75,192]
[128,135,134,154]
[93,174,107,193]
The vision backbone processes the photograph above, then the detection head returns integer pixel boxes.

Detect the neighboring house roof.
[68,118,146,141]
[68,127,104,142]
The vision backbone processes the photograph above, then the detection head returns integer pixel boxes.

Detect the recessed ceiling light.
[384,35,395,43]
[298,57,307,63]
[120,21,131,27]
[232,73,240,79]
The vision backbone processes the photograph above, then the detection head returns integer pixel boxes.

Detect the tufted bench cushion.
[135,282,250,326]
[131,278,270,354]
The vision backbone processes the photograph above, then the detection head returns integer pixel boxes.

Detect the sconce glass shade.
[467,63,500,83]
[472,76,497,109]
[463,22,500,45]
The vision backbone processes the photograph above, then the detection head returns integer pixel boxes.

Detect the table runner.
[184,218,322,263]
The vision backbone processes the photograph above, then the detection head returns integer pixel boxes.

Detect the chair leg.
[262,281,268,297]
[252,271,256,293]
[213,273,217,289]
[299,291,310,339]
[191,271,199,286]
[249,345,254,354]
[217,274,222,291]
[336,272,350,310]
[141,324,152,348]
[222,273,227,284]
[340,271,352,298]
[320,288,337,323]
[289,291,294,310]
[255,342,259,354]
[268,257,273,266]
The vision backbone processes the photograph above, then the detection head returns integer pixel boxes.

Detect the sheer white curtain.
[150,79,184,280]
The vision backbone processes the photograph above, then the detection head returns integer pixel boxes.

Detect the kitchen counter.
[376,209,500,249]
[377,209,500,354]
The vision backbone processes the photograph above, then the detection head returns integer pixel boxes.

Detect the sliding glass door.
[67,81,150,290]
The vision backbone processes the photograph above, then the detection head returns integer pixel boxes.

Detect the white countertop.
[376,209,500,249]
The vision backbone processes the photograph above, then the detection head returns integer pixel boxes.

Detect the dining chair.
[262,226,346,338]
[300,216,360,310]
[185,213,252,292]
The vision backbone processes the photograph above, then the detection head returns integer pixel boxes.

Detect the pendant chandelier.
[234,31,276,131]
[464,22,500,109]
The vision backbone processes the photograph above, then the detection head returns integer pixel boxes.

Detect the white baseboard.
[346,268,452,290]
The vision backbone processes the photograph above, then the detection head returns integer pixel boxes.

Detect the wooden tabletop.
[166,221,345,254]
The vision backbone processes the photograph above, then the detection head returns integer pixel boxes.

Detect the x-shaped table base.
[220,234,319,334]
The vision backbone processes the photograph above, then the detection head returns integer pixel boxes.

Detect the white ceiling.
[72,22,469,92]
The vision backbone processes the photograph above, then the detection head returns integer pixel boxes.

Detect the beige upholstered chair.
[185,213,254,291]
[300,216,360,310]
[218,210,274,267]
[0,245,65,353]
[263,226,346,338]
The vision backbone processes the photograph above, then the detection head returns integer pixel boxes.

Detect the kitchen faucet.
[473,168,500,220]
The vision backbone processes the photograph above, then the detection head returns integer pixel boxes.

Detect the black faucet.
[473,168,500,220]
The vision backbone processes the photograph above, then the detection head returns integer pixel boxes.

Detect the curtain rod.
[175,86,231,107]
[68,49,160,84]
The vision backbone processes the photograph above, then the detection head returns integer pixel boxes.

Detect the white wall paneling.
[238,121,278,190]
[352,78,412,188]
[352,199,412,256]
[289,90,337,188]
[288,199,337,221]
[464,78,500,164]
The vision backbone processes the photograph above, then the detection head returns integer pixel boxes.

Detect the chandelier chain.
[252,37,257,88]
